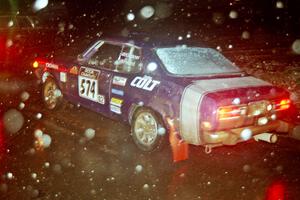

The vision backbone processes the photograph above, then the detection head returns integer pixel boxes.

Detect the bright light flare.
[33,61,39,68]
[229,10,238,19]
[217,105,246,120]
[140,5,155,19]
[147,62,157,71]
[241,129,252,140]
[274,99,291,111]
[33,0,48,12]
[126,13,135,21]
[276,1,284,9]
[292,39,300,54]
[265,180,285,200]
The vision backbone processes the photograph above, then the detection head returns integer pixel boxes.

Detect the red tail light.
[217,105,247,120]
[274,99,291,111]
[33,60,39,68]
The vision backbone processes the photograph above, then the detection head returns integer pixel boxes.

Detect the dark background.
[1,0,300,40]
[1,1,300,199]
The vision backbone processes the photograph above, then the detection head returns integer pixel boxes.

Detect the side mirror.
[77,54,84,63]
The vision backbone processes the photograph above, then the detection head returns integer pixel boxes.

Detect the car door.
[77,41,123,115]
[108,44,144,120]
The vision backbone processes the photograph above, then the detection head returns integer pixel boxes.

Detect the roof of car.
[100,32,208,49]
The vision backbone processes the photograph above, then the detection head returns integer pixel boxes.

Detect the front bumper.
[202,120,291,145]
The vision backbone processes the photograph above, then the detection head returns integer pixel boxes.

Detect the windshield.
[156,47,241,76]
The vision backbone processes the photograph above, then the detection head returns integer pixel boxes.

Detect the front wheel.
[42,77,63,110]
[131,108,166,152]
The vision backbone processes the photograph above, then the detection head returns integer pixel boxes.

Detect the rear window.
[156,46,241,76]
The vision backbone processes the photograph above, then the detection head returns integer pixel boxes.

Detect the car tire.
[131,108,166,152]
[42,77,63,110]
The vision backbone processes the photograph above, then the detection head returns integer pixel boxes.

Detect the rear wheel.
[42,77,63,110]
[131,108,166,152]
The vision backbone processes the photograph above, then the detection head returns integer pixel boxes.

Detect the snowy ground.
[1,0,300,198]
[0,57,300,199]
[0,92,300,199]
[0,20,300,198]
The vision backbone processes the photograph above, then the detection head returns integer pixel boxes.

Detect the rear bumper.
[202,120,291,145]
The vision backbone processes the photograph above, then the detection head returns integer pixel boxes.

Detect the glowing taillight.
[33,61,39,68]
[217,105,247,120]
[274,99,291,111]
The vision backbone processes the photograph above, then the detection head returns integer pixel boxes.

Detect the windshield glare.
[156,47,241,76]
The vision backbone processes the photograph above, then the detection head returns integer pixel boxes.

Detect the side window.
[88,43,122,70]
[115,45,142,73]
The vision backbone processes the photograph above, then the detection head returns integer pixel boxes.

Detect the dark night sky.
[1,0,300,45]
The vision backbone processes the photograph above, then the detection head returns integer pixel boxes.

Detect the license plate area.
[247,100,270,117]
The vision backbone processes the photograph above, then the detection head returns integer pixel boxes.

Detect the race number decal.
[78,67,104,104]
[79,76,97,100]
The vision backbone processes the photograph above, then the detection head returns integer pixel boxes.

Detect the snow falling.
[3,109,24,134]
[126,12,135,21]
[241,31,250,39]
[0,0,299,199]
[20,91,30,102]
[135,164,143,173]
[276,1,284,9]
[292,39,300,54]
[18,102,25,110]
[5,39,13,48]
[229,10,238,19]
[84,128,96,140]
[34,129,52,149]
[140,6,155,19]
[33,0,49,12]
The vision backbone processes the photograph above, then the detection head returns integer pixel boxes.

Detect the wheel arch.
[42,72,62,91]
[128,103,168,130]
[130,105,169,152]
[42,71,54,83]
[42,73,64,110]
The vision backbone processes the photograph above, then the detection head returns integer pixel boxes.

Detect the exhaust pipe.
[253,133,278,143]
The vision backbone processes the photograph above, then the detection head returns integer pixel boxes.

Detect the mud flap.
[167,118,189,162]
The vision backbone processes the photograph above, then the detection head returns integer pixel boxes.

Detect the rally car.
[33,38,293,152]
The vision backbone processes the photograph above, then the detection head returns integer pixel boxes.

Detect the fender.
[42,72,53,83]
[128,103,142,125]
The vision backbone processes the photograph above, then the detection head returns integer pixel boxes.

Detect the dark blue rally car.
[34,38,293,152]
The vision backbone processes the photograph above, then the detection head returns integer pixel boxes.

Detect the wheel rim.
[44,81,59,109]
[134,112,158,147]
